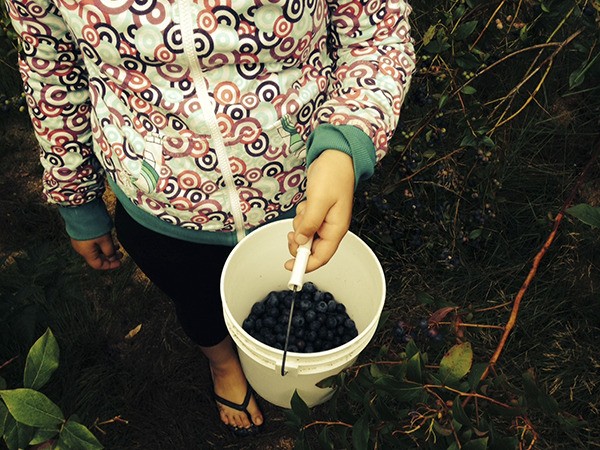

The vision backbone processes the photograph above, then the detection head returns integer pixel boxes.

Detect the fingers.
[71,234,123,271]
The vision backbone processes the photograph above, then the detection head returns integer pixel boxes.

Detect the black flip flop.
[214,386,262,437]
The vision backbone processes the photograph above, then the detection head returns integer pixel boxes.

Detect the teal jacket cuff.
[306,124,376,189]
[58,199,113,240]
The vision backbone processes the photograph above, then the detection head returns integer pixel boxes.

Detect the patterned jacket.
[8,0,415,245]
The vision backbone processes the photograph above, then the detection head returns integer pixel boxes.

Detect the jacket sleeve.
[311,0,416,161]
[7,0,112,239]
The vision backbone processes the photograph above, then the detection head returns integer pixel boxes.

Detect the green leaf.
[0,400,8,436]
[0,389,64,428]
[519,24,529,42]
[318,426,334,450]
[3,414,34,450]
[438,94,448,109]
[290,390,311,422]
[416,291,435,305]
[0,376,6,390]
[352,412,370,450]
[423,149,437,159]
[57,420,103,450]
[406,353,423,383]
[29,427,59,445]
[481,136,495,148]
[424,40,451,54]
[456,52,481,70]
[460,133,478,148]
[469,229,483,240]
[468,363,488,390]
[461,85,477,95]
[405,339,420,360]
[24,328,60,390]
[453,20,478,41]
[422,25,437,46]
[439,342,473,383]
[566,204,600,228]
[452,396,471,427]
[463,436,489,450]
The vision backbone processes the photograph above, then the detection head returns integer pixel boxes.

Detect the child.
[7,0,415,436]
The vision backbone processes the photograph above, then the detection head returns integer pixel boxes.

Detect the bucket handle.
[276,358,299,377]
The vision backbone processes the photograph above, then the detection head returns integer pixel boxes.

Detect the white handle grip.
[287,236,314,291]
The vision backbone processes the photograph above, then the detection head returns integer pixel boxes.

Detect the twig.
[478,143,600,383]
[470,0,507,51]
[436,321,505,330]
[0,356,18,371]
[490,29,582,131]
[302,420,353,431]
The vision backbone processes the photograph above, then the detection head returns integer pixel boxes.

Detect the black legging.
[114,201,233,347]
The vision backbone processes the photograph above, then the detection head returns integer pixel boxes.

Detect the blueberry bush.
[0,0,598,449]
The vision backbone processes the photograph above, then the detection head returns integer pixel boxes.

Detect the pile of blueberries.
[242,282,359,353]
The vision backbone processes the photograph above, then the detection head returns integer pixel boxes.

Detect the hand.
[70,234,123,270]
[285,150,355,273]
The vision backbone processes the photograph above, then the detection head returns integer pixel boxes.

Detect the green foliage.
[566,203,600,228]
[287,341,569,449]
[0,329,103,449]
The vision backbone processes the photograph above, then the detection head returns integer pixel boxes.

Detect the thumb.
[294,199,327,245]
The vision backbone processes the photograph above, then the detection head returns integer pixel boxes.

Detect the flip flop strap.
[214,386,252,412]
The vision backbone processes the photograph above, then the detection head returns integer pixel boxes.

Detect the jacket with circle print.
[7,0,416,243]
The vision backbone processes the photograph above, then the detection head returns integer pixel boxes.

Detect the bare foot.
[202,337,263,430]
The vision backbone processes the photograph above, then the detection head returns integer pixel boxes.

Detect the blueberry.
[323,292,334,302]
[344,318,355,329]
[326,330,334,341]
[300,292,312,302]
[327,300,337,313]
[266,292,279,308]
[276,333,286,343]
[432,333,444,343]
[274,324,284,334]
[418,318,429,330]
[306,330,317,342]
[304,310,317,322]
[333,336,341,347]
[313,291,324,302]
[393,326,405,342]
[255,318,263,330]
[287,345,299,352]
[336,303,346,314]
[426,328,439,339]
[305,344,315,353]
[273,342,283,350]
[302,282,317,293]
[294,328,305,339]
[318,328,328,339]
[283,293,294,308]
[298,298,311,311]
[242,318,255,332]
[292,315,305,328]
[279,313,290,324]
[314,339,323,350]
[316,301,328,313]
[263,316,276,328]
[251,302,266,316]
[309,321,321,332]
[296,340,306,351]
[326,316,338,328]
[267,307,279,318]
[337,325,345,336]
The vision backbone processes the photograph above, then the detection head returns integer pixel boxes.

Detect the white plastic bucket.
[220,218,385,408]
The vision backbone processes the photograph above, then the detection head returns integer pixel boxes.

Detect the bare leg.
[201,336,263,429]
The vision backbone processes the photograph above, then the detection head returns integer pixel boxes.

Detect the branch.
[479,142,600,383]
